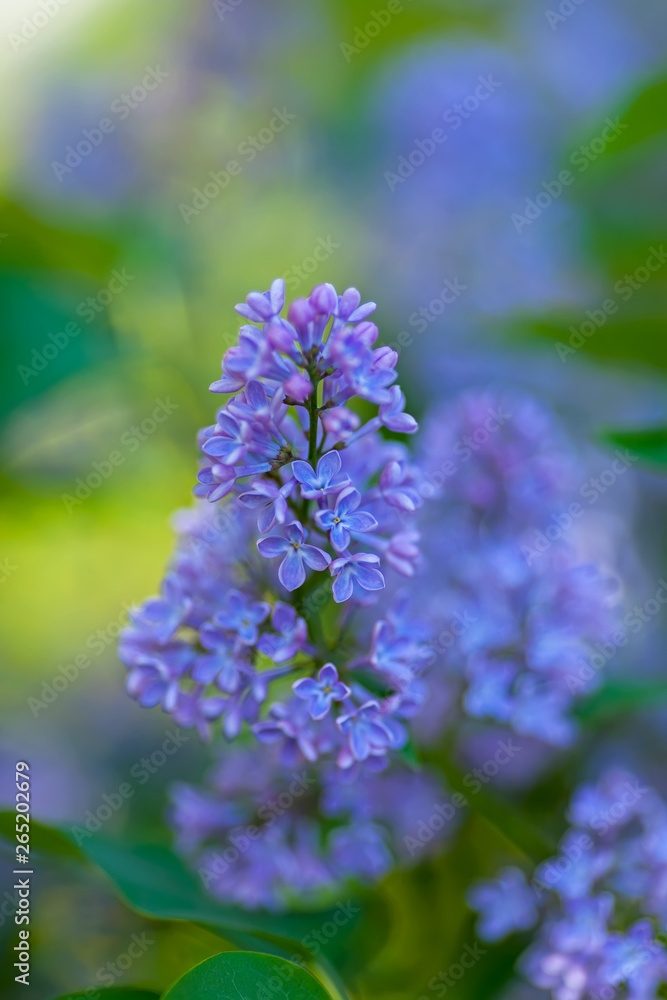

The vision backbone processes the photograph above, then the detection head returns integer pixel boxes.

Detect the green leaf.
[78,839,355,954]
[604,78,667,156]
[0,815,360,967]
[576,679,667,723]
[601,426,667,470]
[0,198,117,277]
[49,991,160,1000]
[436,762,556,862]
[162,951,335,1000]
[515,316,667,372]
[0,810,84,860]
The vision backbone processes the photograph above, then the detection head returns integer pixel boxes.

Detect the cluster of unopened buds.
[120,279,432,773]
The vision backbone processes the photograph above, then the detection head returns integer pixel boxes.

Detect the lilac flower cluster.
[415,391,621,747]
[170,743,447,909]
[119,279,430,774]
[468,770,667,1000]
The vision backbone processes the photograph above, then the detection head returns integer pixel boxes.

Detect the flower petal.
[293,677,320,698]
[257,536,289,559]
[317,450,341,483]
[354,563,386,592]
[284,520,305,544]
[345,511,378,532]
[332,569,353,603]
[292,460,317,488]
[279,549,306,591]
[319,663,338,685]
[335,486,360,516]
[330,522,350,552]
[310,692,332,720]
[300,544,332,571]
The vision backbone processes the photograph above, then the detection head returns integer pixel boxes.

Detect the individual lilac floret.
[379,461,423,512]
[466,867,538,941]
[213,589,270,645]
[293,663,351,720]
[238,478,294,532]
[330,552,385,603]
[257,521,331,591]
[336,700,405,763]
[257,602,309,663]
[315,487,378,553]
[379,386,419,433]
[195,624,240,691]
[292,451,350,500]
[194,462,237,502]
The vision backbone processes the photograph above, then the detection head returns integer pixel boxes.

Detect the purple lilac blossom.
[468,770,667,1000]
[119,280,429,773]
[414,390,622,749]
[169,744,449,909]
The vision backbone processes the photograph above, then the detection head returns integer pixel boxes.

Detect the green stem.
[299,377,320,521]
[307,382,319,465]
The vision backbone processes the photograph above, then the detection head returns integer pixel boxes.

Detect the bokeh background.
[0,0,666,996]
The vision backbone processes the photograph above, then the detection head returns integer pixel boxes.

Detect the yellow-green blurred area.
[0,0,666,996]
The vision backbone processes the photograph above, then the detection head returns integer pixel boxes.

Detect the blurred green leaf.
[161,952,335,1000]
[604,78,667,156]
[0,817,361,967]
[600,426,667,471]
[515,316,667,372]
[0,810,84,860]
[437,763,556,863]
[50,991,160,1000]
[576,680,667,722]
[78,839,344,951]
[0,198,117,277]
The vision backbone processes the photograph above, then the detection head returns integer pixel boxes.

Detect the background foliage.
[0,0,665,997]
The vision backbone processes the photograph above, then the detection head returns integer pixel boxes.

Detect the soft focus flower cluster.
[170,744,447,909]
[415,391,621,747]
[119,279,430,774]
[468,769,667,1000]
